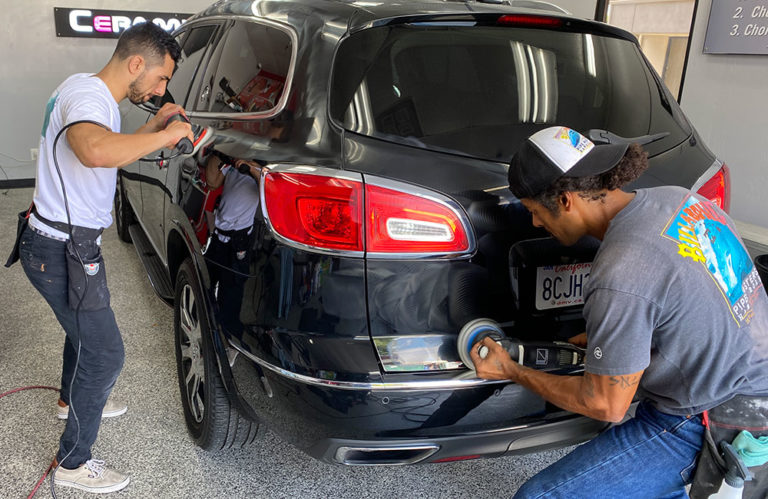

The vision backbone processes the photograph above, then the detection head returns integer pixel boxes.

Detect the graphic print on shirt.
[662,195,763,326]
[41,94,58,137]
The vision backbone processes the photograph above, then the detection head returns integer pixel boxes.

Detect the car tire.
[174,258,260,451]
[114,177,134,243]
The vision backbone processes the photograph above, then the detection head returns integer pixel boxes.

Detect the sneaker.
[53,459,130,494]
[57,399,128,420]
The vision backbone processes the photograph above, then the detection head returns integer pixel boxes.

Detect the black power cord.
[48,120,93,499]
[1,119,180,498]
[45,120,176,498]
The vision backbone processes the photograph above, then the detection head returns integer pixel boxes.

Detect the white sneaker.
[57,399,128,420]
[53,459,130,494]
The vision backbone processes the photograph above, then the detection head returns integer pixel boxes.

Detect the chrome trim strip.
[229,342,508,391]
[259,164,366,258]
[179,16,298,121]
[335,445,440,466]
[690,158,724,193]
[264,163,364,183]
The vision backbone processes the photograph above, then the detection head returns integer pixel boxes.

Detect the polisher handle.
[164,112,194,154]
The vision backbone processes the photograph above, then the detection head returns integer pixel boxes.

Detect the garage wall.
[0,0,212,182]
[681,0,768,231]
[548,0,598,19]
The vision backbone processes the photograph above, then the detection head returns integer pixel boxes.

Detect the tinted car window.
[164,25,217,106]
[331,25,689,161]
[202,20,292,114]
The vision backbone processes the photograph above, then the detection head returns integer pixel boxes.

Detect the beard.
[127,72,152,105]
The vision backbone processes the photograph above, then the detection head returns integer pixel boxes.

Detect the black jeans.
[19,227,124,468]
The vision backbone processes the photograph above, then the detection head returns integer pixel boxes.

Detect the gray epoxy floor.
[0,187,570,499]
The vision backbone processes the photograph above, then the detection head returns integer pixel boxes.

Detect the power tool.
[164,112,213,155]
[457,318,585,372]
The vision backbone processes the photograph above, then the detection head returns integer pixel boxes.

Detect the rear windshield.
[330,24,690,161]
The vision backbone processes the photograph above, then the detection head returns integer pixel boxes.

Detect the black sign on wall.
[54,7,193,39]
[704,1,768,54]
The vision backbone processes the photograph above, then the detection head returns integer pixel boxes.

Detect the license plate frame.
[535,263,592,310]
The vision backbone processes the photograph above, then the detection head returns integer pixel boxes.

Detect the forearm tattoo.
[609,375,641,390]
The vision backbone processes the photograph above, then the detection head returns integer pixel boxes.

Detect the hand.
[235,159,263,178]
[470,337,517,380]
[205,153,223,169]
[148,103,187,133]
[162,120,194,150]
[568,332,588,348]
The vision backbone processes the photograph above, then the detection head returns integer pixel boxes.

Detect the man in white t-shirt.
[14,22,193,494]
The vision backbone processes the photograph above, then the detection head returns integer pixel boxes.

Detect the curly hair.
[532,143,649,213]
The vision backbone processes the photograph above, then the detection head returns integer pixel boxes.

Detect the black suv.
[116,0,730,464]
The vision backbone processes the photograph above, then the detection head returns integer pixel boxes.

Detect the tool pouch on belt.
[5,206,33,268]
[66,227,109,311]
[689,395,768,498]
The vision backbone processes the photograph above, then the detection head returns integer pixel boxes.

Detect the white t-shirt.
[214,165,260,232]
[30,73,120,239]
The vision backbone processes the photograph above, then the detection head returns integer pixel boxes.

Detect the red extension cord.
[0,385,60,498]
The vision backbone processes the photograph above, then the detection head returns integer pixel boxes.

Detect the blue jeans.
[19,227,124,468]
[514,401,704,499]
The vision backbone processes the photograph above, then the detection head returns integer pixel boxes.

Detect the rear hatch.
[329,12,697,373]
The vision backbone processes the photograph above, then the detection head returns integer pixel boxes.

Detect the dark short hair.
[113,22,181,67]
[531,143,649,213]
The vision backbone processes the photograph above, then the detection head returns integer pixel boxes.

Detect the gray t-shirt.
[214,165,260,232]
[584,186,768,415]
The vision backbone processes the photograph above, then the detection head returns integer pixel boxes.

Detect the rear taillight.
[263,172,364,252]
[497,14,564,28]
[366,184,470,254]
[263,169,472,257]
[696,163,731,213]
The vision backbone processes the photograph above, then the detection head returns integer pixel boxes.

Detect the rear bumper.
[229,343,609,465]
[310,414,609,465]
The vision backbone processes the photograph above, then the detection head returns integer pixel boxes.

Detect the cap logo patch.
[529,126,595,175]
[555,127,593,155]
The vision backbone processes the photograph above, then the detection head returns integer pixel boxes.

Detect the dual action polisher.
[164,112,214,156]
[457,318,586,372]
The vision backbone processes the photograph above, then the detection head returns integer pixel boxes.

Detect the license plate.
[535,263,592,310]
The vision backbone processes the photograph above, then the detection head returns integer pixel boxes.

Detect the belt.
[215,226,253,237]
[28,221,68,242]
[214,226,253,243]
[32,207,104,242]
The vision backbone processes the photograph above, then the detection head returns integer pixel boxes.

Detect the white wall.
[548,0,598,19]
[608,0,695,34]
[681,0,768,230]
[0,0,213,181]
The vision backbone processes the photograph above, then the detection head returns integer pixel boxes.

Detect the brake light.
[366,184,470,254]
[696,164,731,213]
[263,170,472,256]
[497,14,563,28]
[263,172,364,251]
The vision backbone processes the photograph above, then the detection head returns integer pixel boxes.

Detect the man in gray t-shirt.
[471,126,768,498]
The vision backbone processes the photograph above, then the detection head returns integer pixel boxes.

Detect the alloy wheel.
[179,282,206,423]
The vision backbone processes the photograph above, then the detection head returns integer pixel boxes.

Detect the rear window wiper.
[588,129,670,146]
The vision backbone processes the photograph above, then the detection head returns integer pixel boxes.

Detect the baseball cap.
[508,126,629,199]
